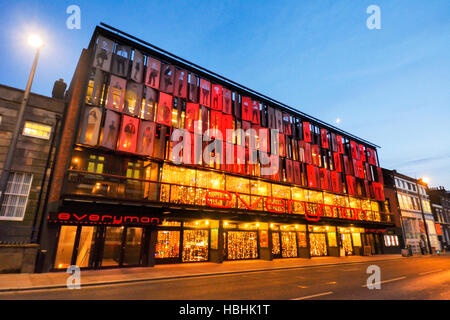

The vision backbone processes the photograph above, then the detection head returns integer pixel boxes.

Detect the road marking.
[419,269,443,276]
[362,276,406,288]
[292,291,334,300]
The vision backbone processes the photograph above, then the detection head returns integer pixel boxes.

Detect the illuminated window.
[22,121,52,140]
[0,172,33,221]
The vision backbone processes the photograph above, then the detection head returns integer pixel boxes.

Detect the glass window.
[123,227,143,265]
[155,230,180,259]
[54,226,77,269]
[75,226,97,268]
[22,121,52,140]
[352,233,362,247]
[182,229,209,262]
[0,172,33,221]
[101,227,123,266]
[226,176,250,194]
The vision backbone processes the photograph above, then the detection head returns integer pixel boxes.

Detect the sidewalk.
[0,254,427,292]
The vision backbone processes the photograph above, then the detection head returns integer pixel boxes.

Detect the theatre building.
[37,24,399,272]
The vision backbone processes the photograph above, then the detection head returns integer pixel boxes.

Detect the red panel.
[346,175,356,196]
[259,127,270,153]
[343,155,350,174]
[331,171,342,193]
[222,88,232,114]
[234,144,245,174]
[333,152,342,172]
[307,164,317,188]
[251,100,260,125]
[312,144,321,167]
[377,167,384,184]
[117,115,139,153]
[211,84,223,111]
[283,113,292,135]
[286,159,294,183]
[278,133,286,157]
[159,64,175,93]
[199,79,211,107]
[210,110,222,138]
[365,162,372,181]
[156,92,173,127]
[221,114,234,143]
[364,180,371,198]
[136,120,156,156]
[185,102,199,133]
[336,135,344,154]
[320,129,329,149]
[174,69,188,98]
[372,182,385,201]
[320,168,331,190]
[188,73,198,103]
[241,96,252,122]
[303,122,311,142]
[367,148,377,166]
[293,161,301,185]
[350,141,359,159]
[304,142,312,164]
[145,57,161,89]
[359,144,366,161]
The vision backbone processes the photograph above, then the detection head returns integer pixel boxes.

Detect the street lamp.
[0,34,44,209]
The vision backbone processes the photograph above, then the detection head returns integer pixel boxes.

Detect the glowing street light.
[27,34,44,48]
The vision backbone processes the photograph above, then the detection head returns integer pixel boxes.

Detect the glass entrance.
[75,226,97,268]
[123,227,143,265]
[309,233,328,256]
[341,233,353,256]
[281,232,298,258]
[226,231,258,260]
[54,226,78,269]
[101,227,123,267]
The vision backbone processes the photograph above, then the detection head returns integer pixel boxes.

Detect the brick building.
[428,187,450,251]
[0,83,65,272]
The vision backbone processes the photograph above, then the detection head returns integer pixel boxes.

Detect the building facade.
[0,84,65,272]
[37,24,399,272]
[428,187,450,252]
[382,169,439,255]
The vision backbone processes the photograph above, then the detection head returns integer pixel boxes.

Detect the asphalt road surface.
[1,256,449,300]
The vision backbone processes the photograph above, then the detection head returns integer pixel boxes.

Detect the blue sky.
[1,0,449,188]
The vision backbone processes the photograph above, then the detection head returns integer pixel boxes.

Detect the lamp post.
[0,34,44,210]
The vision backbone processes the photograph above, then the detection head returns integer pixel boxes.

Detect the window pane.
[75,226,97,268]
[101,227,123,266]
[54,226,77,269]
[123,227,143,265]
[155,230,180,259]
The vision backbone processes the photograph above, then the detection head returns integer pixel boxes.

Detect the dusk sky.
[1,0,449,188]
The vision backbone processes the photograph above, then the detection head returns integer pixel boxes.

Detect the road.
[1,256,449,300]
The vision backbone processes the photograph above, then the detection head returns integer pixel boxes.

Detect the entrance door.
[122,227,144,266]
[101,227,124,267]
[341,233,353,256]
[309,233,328,256]
[225,231,258,260]
[272,231,282,258]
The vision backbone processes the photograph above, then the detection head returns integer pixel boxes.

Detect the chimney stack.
[52,78,67,100]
